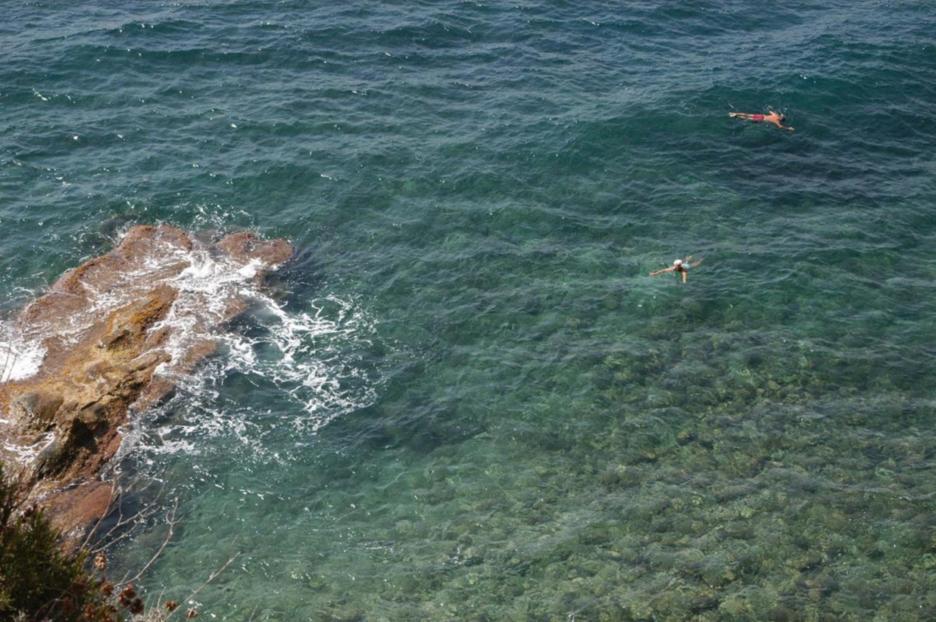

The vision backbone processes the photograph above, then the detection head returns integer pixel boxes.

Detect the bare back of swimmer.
[729,110,794,131]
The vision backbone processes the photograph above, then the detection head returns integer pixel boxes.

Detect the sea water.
[2,1,936,619]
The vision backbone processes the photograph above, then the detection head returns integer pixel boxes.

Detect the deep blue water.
[3,1,936,619]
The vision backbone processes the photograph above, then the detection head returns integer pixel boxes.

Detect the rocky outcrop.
[0,224,292,541]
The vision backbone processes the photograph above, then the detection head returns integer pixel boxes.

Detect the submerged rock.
[0,224,292,541]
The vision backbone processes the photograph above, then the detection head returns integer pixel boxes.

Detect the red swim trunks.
[751,114,766,121]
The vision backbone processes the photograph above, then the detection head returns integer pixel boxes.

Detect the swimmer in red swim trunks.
[650,256,703,284]
[729,109,794,131]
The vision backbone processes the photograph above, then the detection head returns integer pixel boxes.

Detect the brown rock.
[216,231,293,267]
[0,224,293,543]
[43,480,115,549]
[10,391,63,432]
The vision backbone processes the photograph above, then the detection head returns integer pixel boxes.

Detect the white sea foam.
[2,432,54,465]
[0,325,47,382]
[116,287,379,471]
[221,292,380,432]
[4,229,380,470]
[113,241,378,467]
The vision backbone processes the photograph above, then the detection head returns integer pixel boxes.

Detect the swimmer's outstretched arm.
[766,113,794,131]
[687,256,703,268]
[649,267,675,276]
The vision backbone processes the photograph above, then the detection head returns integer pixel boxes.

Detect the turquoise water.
[3,1,936,619]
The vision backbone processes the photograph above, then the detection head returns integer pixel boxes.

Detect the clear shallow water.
[2,1,936,619]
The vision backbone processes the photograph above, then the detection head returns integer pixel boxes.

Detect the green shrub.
[0,463,117,622]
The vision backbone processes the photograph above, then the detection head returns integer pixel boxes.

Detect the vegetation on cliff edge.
[0,463,187,622]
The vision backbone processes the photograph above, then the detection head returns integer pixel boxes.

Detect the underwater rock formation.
[0,224,292,540]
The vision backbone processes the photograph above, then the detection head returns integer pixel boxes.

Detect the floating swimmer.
[650,256,703,283]
[729,110,794,131]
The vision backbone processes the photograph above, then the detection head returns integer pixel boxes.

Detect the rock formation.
[0,224,292,541]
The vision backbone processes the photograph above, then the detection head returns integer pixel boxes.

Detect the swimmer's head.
[673,259,683,267]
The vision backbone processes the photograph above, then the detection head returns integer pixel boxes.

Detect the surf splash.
[122,276,380,467]
[0,329,47,383]
[0,224,306,540]
[0,223,381,540]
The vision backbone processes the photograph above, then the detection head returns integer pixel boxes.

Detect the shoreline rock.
[0,224,292,542]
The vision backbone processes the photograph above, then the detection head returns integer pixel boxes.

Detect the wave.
[112,250,380,469]
[1,225,380,473]
[0,325,47,383]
